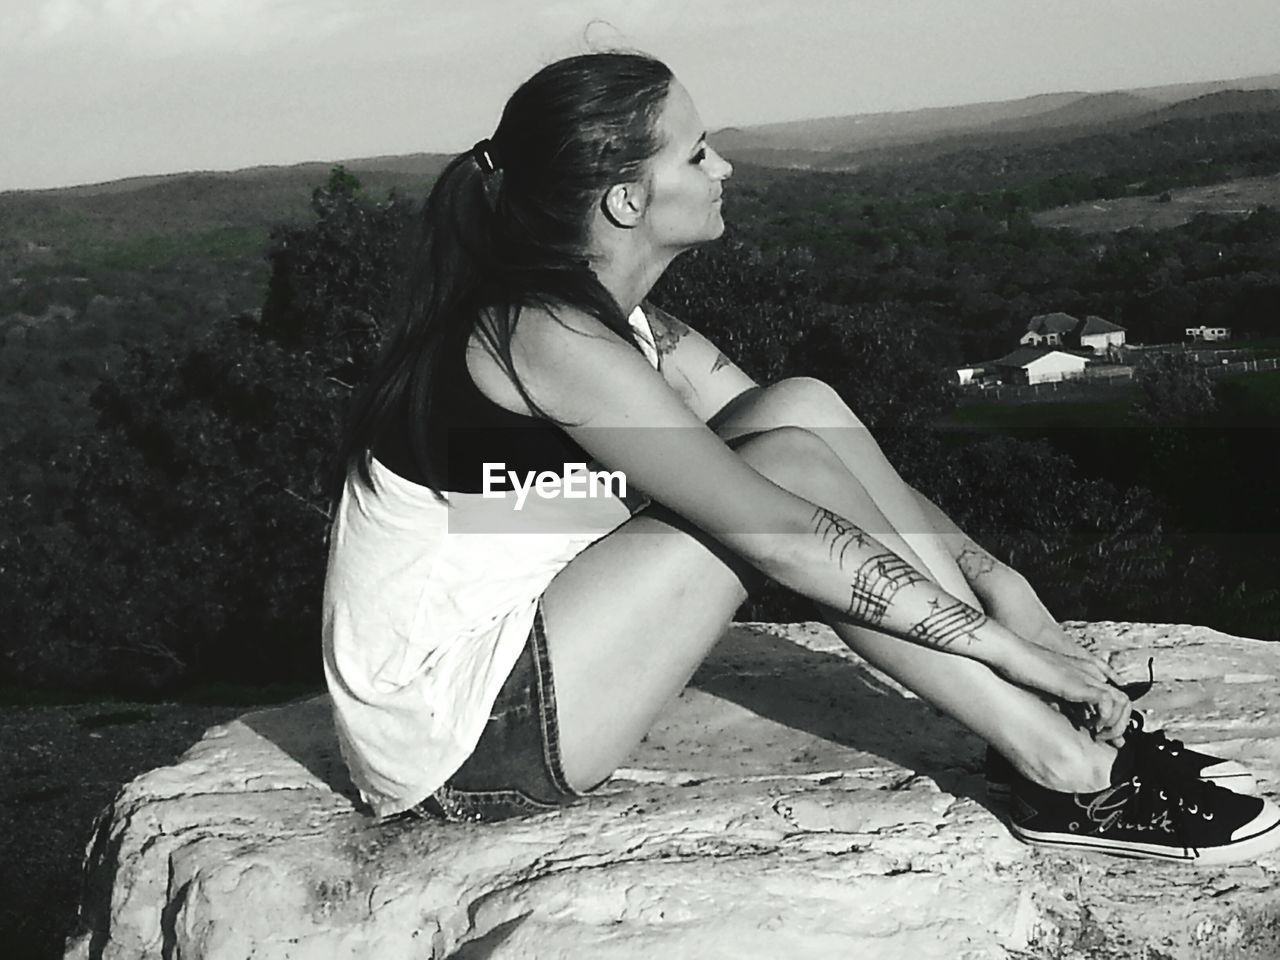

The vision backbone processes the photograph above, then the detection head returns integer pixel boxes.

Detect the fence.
[966,356,1279,404]
[1207,356,1280,378]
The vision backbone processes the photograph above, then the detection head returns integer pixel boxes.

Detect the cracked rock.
[65,622,1280,959]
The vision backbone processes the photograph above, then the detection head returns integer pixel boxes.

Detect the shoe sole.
[1009,806,1280,865]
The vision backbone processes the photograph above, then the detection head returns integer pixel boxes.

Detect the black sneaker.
[1008,745,1280,864]
[986,658,1255,800]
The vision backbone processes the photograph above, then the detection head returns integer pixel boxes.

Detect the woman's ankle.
[1011,735,1118,795]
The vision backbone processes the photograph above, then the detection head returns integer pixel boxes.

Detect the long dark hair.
[337,51,674,495]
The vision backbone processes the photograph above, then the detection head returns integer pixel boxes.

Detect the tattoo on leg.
[810,509,927,626]
[956,540,999,582]
[810,508,872,566]
[909,600,988,650]
[846,554,929,624]
[711,351,733,373]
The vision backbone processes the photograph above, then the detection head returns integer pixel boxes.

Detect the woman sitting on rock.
[323,51,1278,864]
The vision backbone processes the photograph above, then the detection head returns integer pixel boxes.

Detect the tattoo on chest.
[909,599,988,650]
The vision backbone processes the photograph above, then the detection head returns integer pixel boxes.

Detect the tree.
[262,165,413,378]
[1132,351,1218,424]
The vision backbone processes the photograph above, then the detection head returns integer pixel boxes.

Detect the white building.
[1076,315,1127,353]
[1186,325,1232,342]
[993,347,1091,385]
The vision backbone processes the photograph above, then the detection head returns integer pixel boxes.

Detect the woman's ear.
[602,181,648,228]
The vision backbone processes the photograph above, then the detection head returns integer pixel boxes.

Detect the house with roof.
[1075,315,1127,353]
[1186,325,1232,342]
[1020,312,1078,347]
[992,347,1091,385]
[1021,312,1126,353]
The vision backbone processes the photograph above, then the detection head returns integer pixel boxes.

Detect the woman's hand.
[994,641,1132,746]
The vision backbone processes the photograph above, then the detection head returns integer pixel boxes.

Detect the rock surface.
[66,622,1280,959]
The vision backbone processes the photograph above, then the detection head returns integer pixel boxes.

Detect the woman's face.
[637,79,733,251]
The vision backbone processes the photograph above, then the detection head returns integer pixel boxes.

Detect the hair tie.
[472,138,500,175]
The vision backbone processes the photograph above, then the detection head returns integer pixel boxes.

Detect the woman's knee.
[724,379,886,465]
[752,377,865,429]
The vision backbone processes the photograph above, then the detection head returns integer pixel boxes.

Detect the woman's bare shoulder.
[468,303,658,423]
[503,303,635,375]
[512,302,619,345]
[469,303,614,372]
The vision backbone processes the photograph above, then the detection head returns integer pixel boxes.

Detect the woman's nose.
[713,149,733,180]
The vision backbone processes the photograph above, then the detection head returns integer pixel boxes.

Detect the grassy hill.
[1033,171,1280,233]
[1,155,450,276]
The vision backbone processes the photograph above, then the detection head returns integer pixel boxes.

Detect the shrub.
[0,317,343,691]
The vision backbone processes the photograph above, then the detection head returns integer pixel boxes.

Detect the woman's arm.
[640,301,759,423]
[908,486,1093,660]
[505,307,1120,710]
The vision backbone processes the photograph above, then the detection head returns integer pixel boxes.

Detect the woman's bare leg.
[710,379,1119,791]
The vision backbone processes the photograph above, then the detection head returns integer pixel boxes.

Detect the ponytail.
[336,52,674,496]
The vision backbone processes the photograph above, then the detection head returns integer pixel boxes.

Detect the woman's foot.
[986,713,1257,802]
[1006,737,1279,864]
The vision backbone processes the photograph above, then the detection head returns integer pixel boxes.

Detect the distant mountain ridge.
[984,91,1159,132]
[13,154,453,200]
[1151,89,1280,121]
[711,72,1280,169]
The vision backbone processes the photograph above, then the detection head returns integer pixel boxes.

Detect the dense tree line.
[727,166,1280,360]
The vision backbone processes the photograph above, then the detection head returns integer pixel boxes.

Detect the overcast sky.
[3,0,1279,192]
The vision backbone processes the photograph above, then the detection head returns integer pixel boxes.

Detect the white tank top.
[322,307,660,817]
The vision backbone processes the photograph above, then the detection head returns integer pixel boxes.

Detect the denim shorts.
[407,597,590,823]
